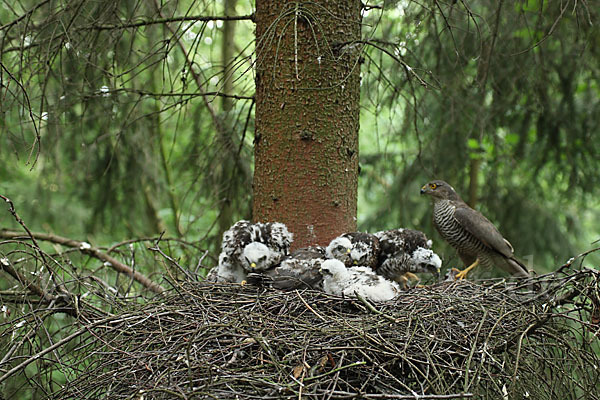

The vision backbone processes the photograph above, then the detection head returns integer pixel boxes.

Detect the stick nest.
[40,271,599,399]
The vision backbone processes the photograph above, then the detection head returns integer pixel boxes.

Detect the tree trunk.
[253,1,362,249]
[221,0,237,114]
[215,0,239,241]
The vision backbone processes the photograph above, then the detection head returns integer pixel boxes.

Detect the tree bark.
[253,1,362,249]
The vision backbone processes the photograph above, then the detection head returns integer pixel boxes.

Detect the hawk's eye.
[430,183,437,189]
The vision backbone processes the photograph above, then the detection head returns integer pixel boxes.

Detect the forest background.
[1,0,599,280]
[1,0,600,398]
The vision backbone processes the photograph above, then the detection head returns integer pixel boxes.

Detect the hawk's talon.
[453,259,479,281]
[454,269,468,280]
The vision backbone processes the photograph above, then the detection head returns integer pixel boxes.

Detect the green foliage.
[1,1,600,398]
[0,0,255,254]
[0,0,599,270]
[357,0,600,269]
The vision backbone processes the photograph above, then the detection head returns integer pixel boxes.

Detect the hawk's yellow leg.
[454,259,479,280]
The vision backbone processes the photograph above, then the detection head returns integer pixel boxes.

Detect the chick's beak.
[250,262,256,269]
[427,264,441,276]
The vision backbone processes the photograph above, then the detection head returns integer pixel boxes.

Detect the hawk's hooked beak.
[250,262,257,269]
[420,185,427,194]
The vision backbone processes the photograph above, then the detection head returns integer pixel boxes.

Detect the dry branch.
[84,14,255,30]
[0,258,55,303]
[0,229,165,293]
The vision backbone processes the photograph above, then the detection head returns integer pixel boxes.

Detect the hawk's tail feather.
[507,257,531,278]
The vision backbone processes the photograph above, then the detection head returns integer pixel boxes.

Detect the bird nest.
[39,269,599,399]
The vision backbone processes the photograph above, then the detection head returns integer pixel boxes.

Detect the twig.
[359,40,434,88]
[0,196,47,266]
[301,361,367,382]
[82,88,254,100]
[0,64,41,167]
[148,233,195,282]
[328,392,473,399]
[0,229,165,293]
[81,14,255,31]
[0,258,55,303]
[354,291,398,322]
[0,316,116,385]
[295,289,326,322]
[0,0,52,31]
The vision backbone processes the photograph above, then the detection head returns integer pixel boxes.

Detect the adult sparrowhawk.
[420,180,530,279]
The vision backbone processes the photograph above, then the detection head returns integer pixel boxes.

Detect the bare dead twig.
[0,258,55,303]
[0,0,52,31]
[0,270,598,399]
[148,233,195,282]
[0,65,41,167]
[0,229,165,293]
[79,14,255,31]
[0,316,116,385]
